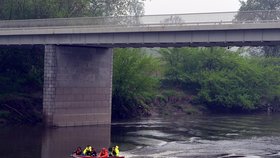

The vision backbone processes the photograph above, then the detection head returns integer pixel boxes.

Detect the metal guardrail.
[1,10,280,28]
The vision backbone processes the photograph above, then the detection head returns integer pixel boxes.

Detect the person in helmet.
[98,148,109,158]
[73,146,82,155]
[92,147,97,156]
[114,146,119,157]
[83,145,93,156]
[109,147,115,156]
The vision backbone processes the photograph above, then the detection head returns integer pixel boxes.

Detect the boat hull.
[71,154,124,158]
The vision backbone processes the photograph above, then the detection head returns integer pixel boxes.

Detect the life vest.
[99,148,109,158]
[83,146,92,155]
[114,146,119,156]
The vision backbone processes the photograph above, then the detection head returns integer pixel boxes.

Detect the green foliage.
[0,0,146,20]
[239,0,280,12]
[90,0,145,16]
[160,47,280,112]
[112,48,161,119]
[0,0,86,19]
[252,57,280,102]
[0,47,44,124]
[0,47,44,94]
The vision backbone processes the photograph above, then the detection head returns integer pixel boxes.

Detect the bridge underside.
[82,41,280,48]
[43,45,112,127]
[2,24,280,47]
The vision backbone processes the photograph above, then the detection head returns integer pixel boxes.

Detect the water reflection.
[0,125,110,158]
[0,126,42,158]
[1,114,280,158]
[41,125,110,158]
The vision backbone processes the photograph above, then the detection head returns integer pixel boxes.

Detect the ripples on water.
[1,114,280,158]
[111,114,280,158]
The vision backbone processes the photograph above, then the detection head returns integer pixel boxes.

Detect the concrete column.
[43,45,113,127]
[43,45,56,125]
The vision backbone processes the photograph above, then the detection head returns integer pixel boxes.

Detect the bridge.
[1,11,280,47]
[1,11,280,126]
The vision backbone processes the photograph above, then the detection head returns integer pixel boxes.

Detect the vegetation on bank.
[112,48,161,119]
[0,47,44,124]
[0,47,280,124]
[159,48,280,112]
[112,47,280,118]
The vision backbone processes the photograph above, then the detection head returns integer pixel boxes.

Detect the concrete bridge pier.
[43,45,113,127]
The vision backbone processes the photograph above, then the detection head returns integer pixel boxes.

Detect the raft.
[71,154,125,158]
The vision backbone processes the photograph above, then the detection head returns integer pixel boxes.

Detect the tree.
[90,0,145,17]
[239,0,280,11]
[0,0,146,20]
[112,48,160,119]
[89,0,145,26]
[161,15,184,24]
[0,0,88,19]
[236,0,280,57]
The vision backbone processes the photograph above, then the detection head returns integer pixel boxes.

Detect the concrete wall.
[43,45,113,127]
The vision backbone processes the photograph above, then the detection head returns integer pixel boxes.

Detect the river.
[1,114,280,158]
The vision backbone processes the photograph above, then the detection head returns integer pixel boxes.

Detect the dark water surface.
[1,114,280,158]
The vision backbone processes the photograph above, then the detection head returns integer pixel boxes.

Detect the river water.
[1,114,280,158]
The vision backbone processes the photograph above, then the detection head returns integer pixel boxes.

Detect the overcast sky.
[144,0,244,15]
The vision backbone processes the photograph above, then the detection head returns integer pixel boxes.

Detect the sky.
[144,0,244,15]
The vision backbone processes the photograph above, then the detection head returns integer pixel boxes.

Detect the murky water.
[112,114,280,158]
[1,114,280,158]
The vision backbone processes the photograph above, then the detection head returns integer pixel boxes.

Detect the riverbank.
[148,88,280,119]
[150,90,205,117]
[0,92,42,125]
[0,89,277,126]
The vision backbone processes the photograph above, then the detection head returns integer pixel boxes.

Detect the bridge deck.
[1,10,280,47]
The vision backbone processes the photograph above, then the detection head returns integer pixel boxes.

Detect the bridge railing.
[1,10,280,28]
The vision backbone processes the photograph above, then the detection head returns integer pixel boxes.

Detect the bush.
[112,48,161,119]
[160,47,280,112]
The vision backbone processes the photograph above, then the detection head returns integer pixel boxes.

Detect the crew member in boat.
[114,146,120,156]
[109,147,115,156]
[92,147,97,156]
[83,145,93,156]
[73,146,82,155]
[98,148,109,158]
